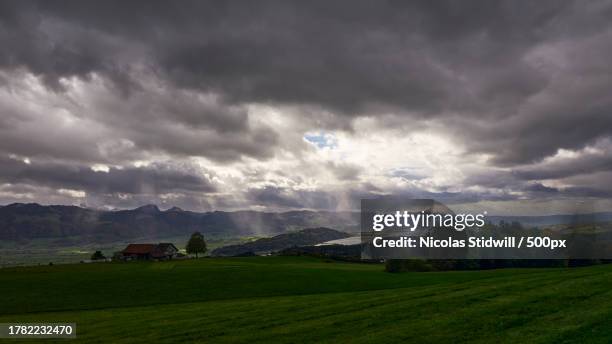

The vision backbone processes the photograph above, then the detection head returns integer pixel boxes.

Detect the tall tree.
[91,250,106,261]
[186,232,207,258]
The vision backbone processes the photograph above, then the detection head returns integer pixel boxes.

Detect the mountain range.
[1,203,611,243]
[0,203,359,242]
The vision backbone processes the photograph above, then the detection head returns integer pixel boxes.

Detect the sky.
[0,0,611,215]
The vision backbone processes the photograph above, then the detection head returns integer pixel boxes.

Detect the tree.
[186,232,207,258]
[91,250,106,260]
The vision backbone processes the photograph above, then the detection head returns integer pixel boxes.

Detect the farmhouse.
[120,243,179,261]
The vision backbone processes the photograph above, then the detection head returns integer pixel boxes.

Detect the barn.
[120,243,179,261]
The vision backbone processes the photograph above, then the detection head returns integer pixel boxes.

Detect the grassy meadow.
[0,257,611,343]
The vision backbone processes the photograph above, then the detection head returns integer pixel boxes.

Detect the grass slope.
[0,257,611,343]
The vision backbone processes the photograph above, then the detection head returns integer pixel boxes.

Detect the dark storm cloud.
[0,70,278,164]
[1,0,611,164]
[1,0,555,112]
[513,141,612,181]
[86,88,279,163]
[0,0,608,166]
[0,156,215,194]
[0,0,611,209]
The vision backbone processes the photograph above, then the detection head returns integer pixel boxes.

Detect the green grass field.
[1,257,611,343]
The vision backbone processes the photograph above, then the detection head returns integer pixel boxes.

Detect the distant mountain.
[488,212,612,227]
[211,227,351,257]
[1,202,610,244]
[0,203,359,242]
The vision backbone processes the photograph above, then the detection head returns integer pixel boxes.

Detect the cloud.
[512,139,612,180]
[0,1,611,212]
[0,70,279,164]
[0,155,216,195]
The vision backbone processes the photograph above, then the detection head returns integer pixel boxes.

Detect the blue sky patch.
[304,132,338,149]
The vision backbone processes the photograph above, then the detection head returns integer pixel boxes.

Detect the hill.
[211,227,350,256]
[0,257,610,343]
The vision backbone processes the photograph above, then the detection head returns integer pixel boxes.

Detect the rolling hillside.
[211,227,350,256]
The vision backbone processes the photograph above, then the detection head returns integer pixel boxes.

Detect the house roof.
[157,243,178,251]
[122,244,156,255]
[151,244,177,258]
[122,243,178,257]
